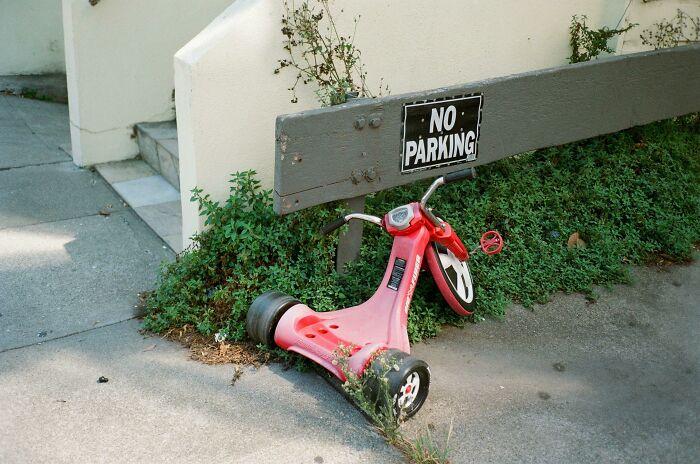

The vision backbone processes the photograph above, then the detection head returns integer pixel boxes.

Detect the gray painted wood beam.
[274,44,700,215]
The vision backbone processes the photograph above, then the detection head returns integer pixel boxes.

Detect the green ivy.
[569,14,635,64]
[144,115,700,344]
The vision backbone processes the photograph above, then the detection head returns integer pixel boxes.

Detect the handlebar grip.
[443,168,476,184]
[320,216,347,235]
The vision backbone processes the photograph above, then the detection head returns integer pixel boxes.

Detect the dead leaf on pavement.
[219,342,231,356]
[230,366,243,386]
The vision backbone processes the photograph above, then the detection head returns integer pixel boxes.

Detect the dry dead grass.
[160,324,270,366]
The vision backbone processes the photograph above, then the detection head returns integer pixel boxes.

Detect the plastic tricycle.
[246,167,502,418]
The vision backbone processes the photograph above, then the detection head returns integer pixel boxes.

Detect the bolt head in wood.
[363,167,377,182]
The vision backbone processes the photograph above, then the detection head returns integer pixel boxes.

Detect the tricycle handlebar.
[320,213,382,235]
[321,168,476,235]
[443,167,476,184]
[420,168,476,229]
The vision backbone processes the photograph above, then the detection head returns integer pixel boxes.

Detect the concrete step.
[135,121,179,191]
[95,159,183,253]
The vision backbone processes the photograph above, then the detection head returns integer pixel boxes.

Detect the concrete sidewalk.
[0,96,400,463]
[1,95,698,464]
[404,261,700,463]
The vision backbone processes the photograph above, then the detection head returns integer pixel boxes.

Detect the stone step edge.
[135,121,180,192]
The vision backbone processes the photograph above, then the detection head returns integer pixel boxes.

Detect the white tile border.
[112,175,180,208]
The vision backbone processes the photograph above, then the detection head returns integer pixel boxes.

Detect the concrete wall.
[62,0,232,166]
[0,0,65,75]
[617,0,700,54]
[175,0,630,244]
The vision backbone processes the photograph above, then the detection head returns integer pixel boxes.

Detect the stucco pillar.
[61,0,232,166]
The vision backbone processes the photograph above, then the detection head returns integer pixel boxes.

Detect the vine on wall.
[641,9,700,49]
[274,0,386,106]
[569,14,635,63]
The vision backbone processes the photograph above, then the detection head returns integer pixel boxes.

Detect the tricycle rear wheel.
[246,291,300,347]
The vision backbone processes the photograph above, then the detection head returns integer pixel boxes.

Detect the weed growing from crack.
[335,347,452,464]
[409,421,453,464]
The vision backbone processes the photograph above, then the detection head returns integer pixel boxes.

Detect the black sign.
[401,95,482,173]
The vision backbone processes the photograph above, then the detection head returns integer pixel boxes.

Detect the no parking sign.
[401,95,482,173]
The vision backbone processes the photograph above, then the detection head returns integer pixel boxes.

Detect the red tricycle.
[246,168,502,418]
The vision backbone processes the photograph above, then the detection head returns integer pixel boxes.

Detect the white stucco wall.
[62,0,232,166]
[0,0,65,75]
[175,0,630,244]
[617,0,700,54]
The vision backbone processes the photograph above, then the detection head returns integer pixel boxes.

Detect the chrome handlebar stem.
[420,177,445,207]
[420,177,446,230]
[343,213,382,227]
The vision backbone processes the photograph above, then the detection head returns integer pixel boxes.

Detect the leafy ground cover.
[144,115,700,345]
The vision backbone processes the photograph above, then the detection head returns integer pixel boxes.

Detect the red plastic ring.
[480,231,503,255]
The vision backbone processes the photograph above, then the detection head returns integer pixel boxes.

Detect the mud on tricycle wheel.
[363,349,431,420]
[246,291,300,347]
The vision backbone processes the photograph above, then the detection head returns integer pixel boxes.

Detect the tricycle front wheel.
[426,242,476,315]
[364,349,431,420]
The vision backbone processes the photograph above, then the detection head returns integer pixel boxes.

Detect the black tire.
[246,291,300,346]
[428,242,476,315]
[364,349,431,420]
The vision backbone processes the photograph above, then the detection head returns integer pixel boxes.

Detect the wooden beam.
[274,44,700,215]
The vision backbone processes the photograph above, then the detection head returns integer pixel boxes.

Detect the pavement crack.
[0,208,128,232]
[0,317,138,355]
[0,159,70,172]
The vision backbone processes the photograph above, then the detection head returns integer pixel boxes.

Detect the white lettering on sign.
[465,130,476,159]
[427,138,438,162]
[402,95,482,173]
[429,107,444,133]
[429,105,457,133]
[402,131,478,168]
